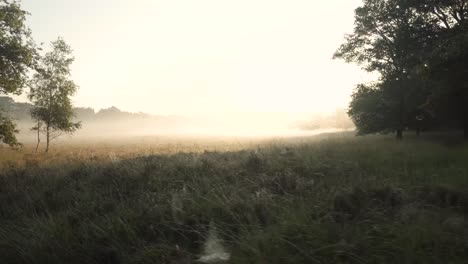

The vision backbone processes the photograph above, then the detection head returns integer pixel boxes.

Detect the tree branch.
[432,6,451,29]
[457,0,466,20]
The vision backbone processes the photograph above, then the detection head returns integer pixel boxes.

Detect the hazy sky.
[21,0,372,117]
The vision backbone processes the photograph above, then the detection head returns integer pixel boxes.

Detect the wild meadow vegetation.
[1,0,468,263]
[1,133,468,264]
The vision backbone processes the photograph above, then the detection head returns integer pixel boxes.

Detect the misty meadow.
[1,0,468,263]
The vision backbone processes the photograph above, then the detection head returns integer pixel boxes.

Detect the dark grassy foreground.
[1,134,468,264]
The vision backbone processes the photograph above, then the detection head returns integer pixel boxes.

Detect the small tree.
[29,38,81,152]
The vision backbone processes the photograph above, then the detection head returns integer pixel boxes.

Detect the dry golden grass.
[0,135,276,169]
[0,133,346,169]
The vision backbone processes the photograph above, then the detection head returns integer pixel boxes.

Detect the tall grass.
[1,133,468,263]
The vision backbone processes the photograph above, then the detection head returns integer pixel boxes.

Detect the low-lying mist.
[15,111,353,143]
[2,96,353,143]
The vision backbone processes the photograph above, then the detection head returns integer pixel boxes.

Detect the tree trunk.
[397,129,403,140]
[35,120,41,153]
[461,102,468,139]
[397,72,405,141]
[416,127,421,137]
[464,120,468,140]
[45,125,50,153]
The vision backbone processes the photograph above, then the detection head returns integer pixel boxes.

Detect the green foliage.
[1,135,468,263]
[29,38,81,151]
[335,0,429,136]
[348,83,396,135]
[0,110,20,147]
[427,23,468,126]
[402,0,468,129]
[0,0,36,95]
[0,0,37,147]
[334,0,427,76]
[336,0,468,137]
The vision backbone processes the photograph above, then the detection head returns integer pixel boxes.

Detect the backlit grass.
[1,132,468,263]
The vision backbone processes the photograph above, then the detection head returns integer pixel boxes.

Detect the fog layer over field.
[2,96,353,143]
[15,111,352,143]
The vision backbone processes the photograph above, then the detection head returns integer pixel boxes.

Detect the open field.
[0,135,267,170]
[1,132,468,263]
[0,131,341,169]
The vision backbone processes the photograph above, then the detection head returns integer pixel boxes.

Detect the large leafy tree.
[335,0,435,139]
[337,0,468,138]
[0,0,36,146]
[29,38,81,152]
[409,0,468,137]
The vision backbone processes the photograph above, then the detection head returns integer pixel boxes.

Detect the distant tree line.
[335,0,468,139]
[0,97,153,123]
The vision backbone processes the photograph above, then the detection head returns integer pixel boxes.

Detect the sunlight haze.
[22,0,371,117]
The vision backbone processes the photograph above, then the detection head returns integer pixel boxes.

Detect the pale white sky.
[21,0,372,117]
